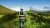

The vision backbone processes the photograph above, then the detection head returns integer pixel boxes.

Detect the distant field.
[0,5,16,15]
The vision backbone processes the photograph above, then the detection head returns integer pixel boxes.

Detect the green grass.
[0,12,50,28]
[0,17,19,28]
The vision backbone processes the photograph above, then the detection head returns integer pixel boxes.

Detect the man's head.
[20,9,23,11]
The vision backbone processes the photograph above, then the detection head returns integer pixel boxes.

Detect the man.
[20,9,24,15]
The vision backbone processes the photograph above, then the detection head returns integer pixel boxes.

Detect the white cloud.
[11,7,20,11]
[10,6,30,11]
[8,5,50,12]
[32,5,50,12]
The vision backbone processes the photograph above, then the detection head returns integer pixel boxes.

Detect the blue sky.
[0,0,50,11]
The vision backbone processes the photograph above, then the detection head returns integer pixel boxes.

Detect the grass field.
[0,12,50,28]
[0,5,50,28]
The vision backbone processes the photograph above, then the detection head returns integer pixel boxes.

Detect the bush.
[1,13,17,23]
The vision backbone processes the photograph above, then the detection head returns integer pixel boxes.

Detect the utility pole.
[19,9,25,28]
